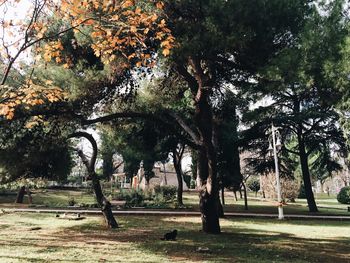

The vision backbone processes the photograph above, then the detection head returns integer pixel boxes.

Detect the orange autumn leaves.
[0,0,174,121]
[44,0,174,67]
[0,85,66,120]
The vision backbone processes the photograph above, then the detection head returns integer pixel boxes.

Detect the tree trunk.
[297,131,318,212]
[69,132,118,228]
[233,191,238,201]
[177,58,220,233]
[15,186,26,203]
[91,171,118,228]
[173,149,184,206]
[195,93,221,233]
[26,186,32,204]
[242,182,248,210]
[221,185,225,205]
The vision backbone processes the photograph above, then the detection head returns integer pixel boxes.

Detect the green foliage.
[183,174,191,188]
[298,184,306,199]
[0,120,73,184]
[153,185,177,201]
[68,197,76,206]
[190,179,196,189]
[116,189,145,207]
[247,178,260,194]
[337,186,350,204]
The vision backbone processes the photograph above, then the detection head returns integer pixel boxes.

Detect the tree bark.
[91,171,118,228]
[297,130,318,212]
[173,148,184,206]
[26,186,32,204]
[176,58,220,233]
[69,132,118,228]
[221,185,225,205]
[15,186,26,203]
[196,110,221,233]
[233,190,238,201]
[242,182,248,210]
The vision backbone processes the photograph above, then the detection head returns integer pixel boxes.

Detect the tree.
[0,118,73,202]
[247,177,260,197]
[245,1,348,212]
[161,0,311,233]
[68,131,118,228]
[0,0,315,234]
[216,91,244,206]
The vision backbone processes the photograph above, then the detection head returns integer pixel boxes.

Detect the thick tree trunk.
[297,132,318,212]
[15,186,26,203]
[173,149,184,206]
[196,98,221,233]
[176,58,220,233]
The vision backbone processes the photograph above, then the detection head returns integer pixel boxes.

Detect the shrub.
[115,189,145,207]
[262,173,299,202]
[153,185,177,201]
[298,184,306,199]
[68,197,76,206]
[247,178,260,196]
[190,179,196,189]
[337,186,350,204]
[183,175,191,188]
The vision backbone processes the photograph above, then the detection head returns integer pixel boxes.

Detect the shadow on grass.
[1,213,348,262]
[50,216,350,263]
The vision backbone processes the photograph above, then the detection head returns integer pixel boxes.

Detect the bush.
[68,197,76,206]
[153,185,177,201]
[298,184,306,199]
[115,189,145,207]
[183,175,191,188]
[262,173,299,202]
[337,186,350,204]
[190,179,196,189]
[247,178,260,196]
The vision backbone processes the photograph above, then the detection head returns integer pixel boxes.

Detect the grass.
[0,212,349,262]
[0,189,349,216]
[184,191,350,215]
[0,189,96,208]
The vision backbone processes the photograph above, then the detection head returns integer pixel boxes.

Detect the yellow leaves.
[0,85,66,121]
[43,0,174,70]
[162,48,170,56]
[130,26,137,33]
[25,116,44,129]
[43,40,64,62]
[122,0,134,9]
[156,2,164,10]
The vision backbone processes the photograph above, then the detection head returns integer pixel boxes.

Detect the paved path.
[2,208,350,221]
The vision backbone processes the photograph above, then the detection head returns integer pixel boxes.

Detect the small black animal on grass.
[161,230,178,241]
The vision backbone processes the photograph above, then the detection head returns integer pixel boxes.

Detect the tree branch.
[67,131,98,172]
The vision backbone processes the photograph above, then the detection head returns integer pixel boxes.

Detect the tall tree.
[162,0,311,233]
[245,1,348,212]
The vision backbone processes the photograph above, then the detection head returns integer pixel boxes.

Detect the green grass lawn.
[0,212,349,262]
[184,191,350,215]
[0,189,349,216]
[0,189,96,207]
